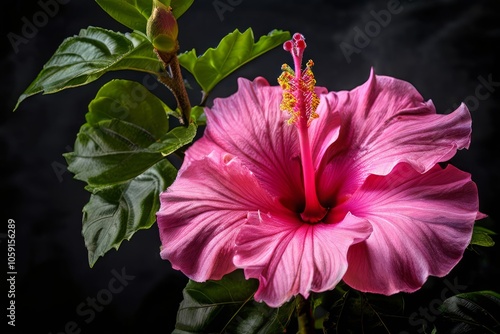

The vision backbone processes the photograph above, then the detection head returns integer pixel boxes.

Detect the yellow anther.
[278,58,319,126]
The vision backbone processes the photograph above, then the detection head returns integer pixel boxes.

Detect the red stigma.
[283,32,307,58]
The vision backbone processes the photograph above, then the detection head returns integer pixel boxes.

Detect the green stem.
[296,295,315,334]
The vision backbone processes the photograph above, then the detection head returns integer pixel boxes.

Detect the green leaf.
[470,225,496,247]
[95,0,194,33]
[436,290,500,333]
[83,159,177,267]
[86,79,181,126]
[190,105,206,126]
[169,0,195,18]
[15,27,161,110]
[174,270,295,333]
[320,284,404,333]
[178,28,290,96]
[66,79,196,266]
[64,79,196,191]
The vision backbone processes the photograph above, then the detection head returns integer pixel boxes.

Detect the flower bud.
[147,0,179,53]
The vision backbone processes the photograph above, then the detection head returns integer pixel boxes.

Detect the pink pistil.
[281,33,327,223]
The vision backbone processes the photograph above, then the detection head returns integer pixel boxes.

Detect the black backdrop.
[2,0,499,333]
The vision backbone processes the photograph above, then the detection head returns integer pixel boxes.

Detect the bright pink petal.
[308,92,342,168]
[318,70,472,201]
[185,77,305,210]
[157,151,276,282]
[339,163,478,294]
[234,211,372,307]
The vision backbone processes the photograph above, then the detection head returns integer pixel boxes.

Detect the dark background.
[1,0,499,333]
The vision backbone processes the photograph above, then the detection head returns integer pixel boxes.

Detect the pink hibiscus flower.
[157,33,480,307]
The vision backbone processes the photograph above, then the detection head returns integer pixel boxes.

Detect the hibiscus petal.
[234,211,372,307]
[186,77,306,211]
[318,70,472,201]
[157,151,276,282]
[308,92,342,168]
[340,163,478,294]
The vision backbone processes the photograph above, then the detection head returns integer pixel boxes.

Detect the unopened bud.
[147,0,179,53]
